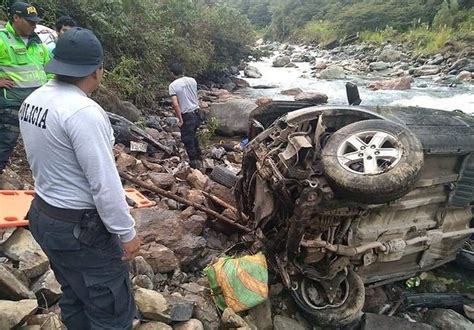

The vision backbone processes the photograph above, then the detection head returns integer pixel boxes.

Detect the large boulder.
[319,65,346,79]
[207,99,258,136]
[94,86,142,122]
[378,48,402,62]
[1,228,49,278]
[272,56,291,67]
[0,299,38,329]
[294,92,328,104]
[132,208,206,270]
[368,76,412,90]
[244,66,262,78]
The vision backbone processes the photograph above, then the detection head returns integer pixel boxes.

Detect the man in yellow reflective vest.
[0,2,49,175]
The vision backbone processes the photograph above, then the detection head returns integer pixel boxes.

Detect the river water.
[237,54,474,114]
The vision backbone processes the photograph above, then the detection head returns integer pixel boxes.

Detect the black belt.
[34,195,97,223]
[182,108,199,116]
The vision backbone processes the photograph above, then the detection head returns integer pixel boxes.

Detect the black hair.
[55,74,85,84]
[55,15,77,32]
[170,62,184,76]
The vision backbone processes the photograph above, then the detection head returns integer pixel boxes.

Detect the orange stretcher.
[0,189,155,228]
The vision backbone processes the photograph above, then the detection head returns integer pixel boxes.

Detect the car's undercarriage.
[237,103,474,326]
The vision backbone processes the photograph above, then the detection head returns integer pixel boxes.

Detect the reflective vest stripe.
[0,29,47,88]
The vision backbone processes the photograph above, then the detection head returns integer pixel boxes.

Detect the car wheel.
[321,119,423,204]
[455,239,474,270]
[291,270,365,326]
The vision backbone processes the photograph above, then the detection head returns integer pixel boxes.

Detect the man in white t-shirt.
[169,63,202,169]
[20,27,139,329]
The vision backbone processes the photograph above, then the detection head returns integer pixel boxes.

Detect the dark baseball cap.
[10,2,41,22]
[45,27,104,78]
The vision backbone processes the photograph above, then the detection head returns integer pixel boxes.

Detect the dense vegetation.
[0,0,255,106]
[226,0,473,54]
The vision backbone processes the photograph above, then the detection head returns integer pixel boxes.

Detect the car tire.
[455,240,474,270]
[209,165,239,188]
[321,119,423,204]
[291,270,365,327]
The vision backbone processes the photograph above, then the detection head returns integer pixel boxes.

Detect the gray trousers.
[28,199,136,329]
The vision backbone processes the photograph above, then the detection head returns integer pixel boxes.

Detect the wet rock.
[31,269,62,306]
[378,48,402,62]
[247,300,272,330]
[0,264,35,300]
[131,256,155,279]
[132,275,154,290]
[362,313,431,330]
[294,92,328,104]
[423,308,473,329]
[457,70,472,81]
[221,308,250,328]
[368,76,412,90]
[186,169,209,190]
[149,173,175,189]
[135,288,169,321]
[232,77,250,88]
[273,56,291,67]
[174,319,204,330]
[319,65,346,79]
[138,321,172,330]
[273,315,307,330]
[244,66,262,79]
[222,80,237,92]
[119,101,142,122]
[116,152,138,171]
[369,61,389,71]
[256,97,272,106]
[27,313,64,329]
[281,88,303,96]
[1,227,49,278]
[413,65,440,77]
[0,299,38,329]
[140,242,179,273]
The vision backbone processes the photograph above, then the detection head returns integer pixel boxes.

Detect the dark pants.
[28,199,136,330]
[0,108,20,172]
[181,111,202,161]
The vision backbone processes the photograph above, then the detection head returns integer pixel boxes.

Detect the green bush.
[297,20,339,45]
[0,0,255,108]
[361,26,398,46]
